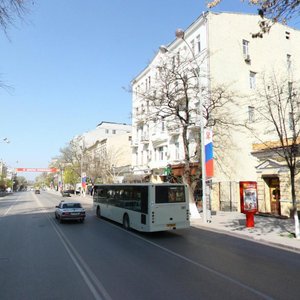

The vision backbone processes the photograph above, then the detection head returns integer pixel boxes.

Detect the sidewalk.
[191,211,300,253]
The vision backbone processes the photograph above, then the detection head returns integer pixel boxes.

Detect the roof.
[96,121,131,128]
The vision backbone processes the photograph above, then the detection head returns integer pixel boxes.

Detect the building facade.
[131,12,300,215]
[74,121,132,184]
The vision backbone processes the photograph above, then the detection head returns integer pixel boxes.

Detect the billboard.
[240,181,258,213]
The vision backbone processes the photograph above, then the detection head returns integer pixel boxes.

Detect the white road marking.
[114,223,274,300]
[34,194,112,300]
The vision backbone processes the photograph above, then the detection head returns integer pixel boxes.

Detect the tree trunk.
[293,207,300,239]
[290,168,299,239]
[182,162,201,220]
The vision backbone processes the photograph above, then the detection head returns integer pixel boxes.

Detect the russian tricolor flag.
[204,128,214,177]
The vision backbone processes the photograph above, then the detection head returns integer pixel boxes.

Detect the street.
[0,191,299,300]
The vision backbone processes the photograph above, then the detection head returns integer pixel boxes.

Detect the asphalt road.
[0,191,299,300]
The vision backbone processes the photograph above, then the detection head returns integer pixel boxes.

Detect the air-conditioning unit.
[244,54,251,63]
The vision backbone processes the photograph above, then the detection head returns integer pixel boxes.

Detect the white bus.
[93,183,190,232]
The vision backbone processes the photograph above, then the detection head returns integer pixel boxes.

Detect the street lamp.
[174,28,208,223]
[1,138,10,144]
[79,136,86,197]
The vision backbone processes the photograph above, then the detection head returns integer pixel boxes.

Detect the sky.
[0,0,297,180]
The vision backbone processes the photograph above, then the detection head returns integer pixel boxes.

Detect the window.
[249,71,256,89]
[134,150,138,165]
[287,54,291,70]
[161,120,165,132]
[140,150,144,165]
[112,130,116,134]
[288,81,293,99]
[155,186,185,204]
[105,129,109,134]
[158,147,164,160]
[289,112,294,130]
[242,40,249,56]
[248,106,255,123]
[191,40,195,54]
[177,49,180,64]
[172,56,175,68]
[175,142,180,159]
[285,31,290,40]
[196,35,201,53]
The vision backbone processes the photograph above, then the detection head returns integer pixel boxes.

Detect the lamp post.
[0,138,11,191]
[1,138,10,144]
[174,28,208,223]
[80,136,86,197]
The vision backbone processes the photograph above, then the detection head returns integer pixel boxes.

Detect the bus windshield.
[155,185,185,203]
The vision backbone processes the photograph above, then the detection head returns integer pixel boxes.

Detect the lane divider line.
[34,194,112,300]
[109,222,274,300]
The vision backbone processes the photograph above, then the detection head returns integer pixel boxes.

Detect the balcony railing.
[141,134,149,143]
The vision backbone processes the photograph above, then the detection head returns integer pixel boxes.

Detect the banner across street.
[15,168,59,173]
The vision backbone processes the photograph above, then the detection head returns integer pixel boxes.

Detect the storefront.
[254,159,299,218]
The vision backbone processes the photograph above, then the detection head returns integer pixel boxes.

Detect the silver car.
[55,201,85,223]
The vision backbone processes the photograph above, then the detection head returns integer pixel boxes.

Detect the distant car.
[55,201,85,223]
[35,189,40,194]
[61,190,71,197]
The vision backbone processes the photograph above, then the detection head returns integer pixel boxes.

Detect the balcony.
[168,126,181,136]
[151,131,168,144]
[140,134,149,144]
[131,139,139,147]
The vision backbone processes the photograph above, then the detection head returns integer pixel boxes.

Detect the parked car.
[61,190,71,197]
[55,201,85,223]
[35,189,40,194]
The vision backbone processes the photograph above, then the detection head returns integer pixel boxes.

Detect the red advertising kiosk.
[240,181,258,227]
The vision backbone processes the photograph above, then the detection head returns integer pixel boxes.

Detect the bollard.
[245,211,255,227]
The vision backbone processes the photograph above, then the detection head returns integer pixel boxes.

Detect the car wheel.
[123,214,130,230]
[96,206,101,218]
[59,216,63,223]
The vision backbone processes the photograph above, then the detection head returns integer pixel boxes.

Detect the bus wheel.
[96,206,101,218]
[123,214,130,230]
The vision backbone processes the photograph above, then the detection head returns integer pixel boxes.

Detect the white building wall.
[106,133,132,167]
[207,12,300,184]
[77,121,131,148]
[131,11,300,207]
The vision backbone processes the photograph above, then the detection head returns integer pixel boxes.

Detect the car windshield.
[62,203,82,209]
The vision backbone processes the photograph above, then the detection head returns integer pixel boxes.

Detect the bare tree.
[86,145,128,184]
[57,139,129,186]
[207,0,300,37]
[0,0,30,33]
[249,74,300,238]
[57,141,82,179]
[136,51,239,205]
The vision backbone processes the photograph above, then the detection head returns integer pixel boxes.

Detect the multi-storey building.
[78,121,132,147]
[74,121,132,183]
[131,11,300,216]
